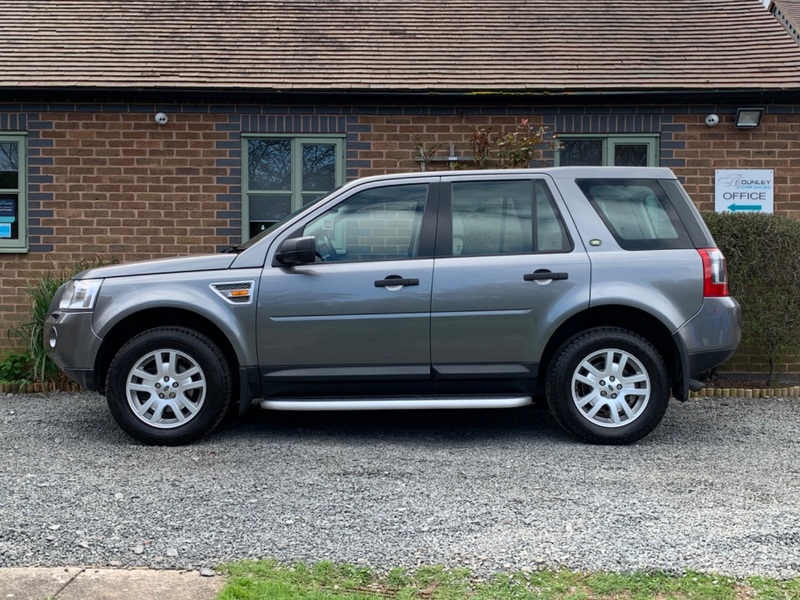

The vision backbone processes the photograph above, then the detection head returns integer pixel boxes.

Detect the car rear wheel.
[106,327,232,446]
[546,327,669,444]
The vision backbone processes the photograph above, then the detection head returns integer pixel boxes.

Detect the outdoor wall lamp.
[735,108,764,128]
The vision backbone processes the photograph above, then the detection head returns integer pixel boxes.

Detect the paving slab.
[0,568,225,600]
[0,567,82,599]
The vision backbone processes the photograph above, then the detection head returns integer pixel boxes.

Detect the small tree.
[469,118,555,169]
[417,118,557,170]
[703,212,800,385]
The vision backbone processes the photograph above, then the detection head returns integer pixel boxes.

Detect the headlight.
[59,279,102,311]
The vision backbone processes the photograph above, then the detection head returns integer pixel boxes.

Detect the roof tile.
[0,0,798,93]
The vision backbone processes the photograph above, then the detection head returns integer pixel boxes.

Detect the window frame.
[241,134,345,241]
[0,133,28,253]
[555,134,659,167]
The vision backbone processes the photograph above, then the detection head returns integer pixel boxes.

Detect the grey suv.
[44,167,741,446]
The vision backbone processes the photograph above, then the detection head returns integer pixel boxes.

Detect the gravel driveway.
[1,392,799,579]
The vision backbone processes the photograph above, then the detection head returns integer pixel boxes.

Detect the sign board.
[714,169,773,213]
[0,197,15,223]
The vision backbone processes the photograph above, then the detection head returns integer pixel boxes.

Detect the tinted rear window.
[576,179,692,250]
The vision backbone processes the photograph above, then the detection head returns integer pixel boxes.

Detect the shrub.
[470,118,555,169]
[703,212,800,385]
[0,352,32,383]
[11,269,76,384]
[415,118,557,171]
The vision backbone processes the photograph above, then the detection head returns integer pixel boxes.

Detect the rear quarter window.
[576,178,693,250]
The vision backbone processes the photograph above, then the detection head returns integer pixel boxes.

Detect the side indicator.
[210,281,256,305]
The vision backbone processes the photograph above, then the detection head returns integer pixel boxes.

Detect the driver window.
[303,183,429,262]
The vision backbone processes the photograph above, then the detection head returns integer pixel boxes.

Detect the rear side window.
[449,179,571,256]
[576,179,692,250]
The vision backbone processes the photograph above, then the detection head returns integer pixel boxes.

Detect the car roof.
[349,166,678,187]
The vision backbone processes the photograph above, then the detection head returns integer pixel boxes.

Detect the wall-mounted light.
[735,108,764,128]
[154,112,169,126]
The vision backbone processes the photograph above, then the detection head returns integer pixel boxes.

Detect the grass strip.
[217,560,800,600]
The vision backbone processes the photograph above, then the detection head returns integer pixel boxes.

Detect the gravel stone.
[0,392,798,578]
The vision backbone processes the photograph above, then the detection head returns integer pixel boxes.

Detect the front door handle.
[524,269,569,281]
[375,276,420,288]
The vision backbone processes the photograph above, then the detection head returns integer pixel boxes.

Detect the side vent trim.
[210,281,255,305]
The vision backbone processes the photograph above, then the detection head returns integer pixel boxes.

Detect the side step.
[260,395,532,412]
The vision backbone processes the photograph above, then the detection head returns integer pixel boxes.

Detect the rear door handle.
[524,270,569,281]
[375,276,420,288]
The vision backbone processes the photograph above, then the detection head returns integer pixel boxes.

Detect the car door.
[257,178,439,396]
[430,174,591,391]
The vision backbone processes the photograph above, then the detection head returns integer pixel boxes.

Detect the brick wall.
[345,108,800,220]
[1,99,799,377]
[722,343,800,382]
[347,114,528,177]
[1,107,242,347]
[673,112,800,219]
[40,112,238,254]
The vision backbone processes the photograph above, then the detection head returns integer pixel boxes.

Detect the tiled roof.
[0,0,799,94]
[772,0,800,41]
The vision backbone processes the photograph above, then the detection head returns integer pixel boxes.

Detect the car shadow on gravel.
[213,402,574,446]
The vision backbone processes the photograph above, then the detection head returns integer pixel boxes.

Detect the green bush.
[12,270,71,383]
[703,212,800,385]
[0,352,32,383]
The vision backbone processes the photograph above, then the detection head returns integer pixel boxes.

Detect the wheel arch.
[538,306,683,396]
[94,308,242,397]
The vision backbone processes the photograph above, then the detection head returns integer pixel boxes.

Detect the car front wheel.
[546,327,669,444]
[106,327,232,446]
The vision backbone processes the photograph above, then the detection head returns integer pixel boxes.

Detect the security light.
[735,108,764,128]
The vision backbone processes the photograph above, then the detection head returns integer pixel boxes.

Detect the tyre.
[106,327,232,446]
[545,327,669,444]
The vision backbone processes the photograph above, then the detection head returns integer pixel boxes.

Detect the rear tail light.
[698,248,729,297]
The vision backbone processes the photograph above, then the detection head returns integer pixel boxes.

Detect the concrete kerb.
[0,567,225,600]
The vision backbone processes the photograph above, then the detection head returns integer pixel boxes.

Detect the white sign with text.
[714,169,774,213]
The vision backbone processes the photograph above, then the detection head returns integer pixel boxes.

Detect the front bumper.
[44,310,103,391]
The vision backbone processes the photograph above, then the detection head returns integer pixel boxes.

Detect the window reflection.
[248,139,291,191]
[302,144,336,192]
[560,139,603,166]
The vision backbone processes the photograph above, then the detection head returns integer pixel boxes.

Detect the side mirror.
[275,236,316,266]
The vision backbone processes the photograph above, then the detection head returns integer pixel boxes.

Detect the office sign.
[715,169,773,213]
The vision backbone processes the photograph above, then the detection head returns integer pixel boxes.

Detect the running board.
[259,396,532,412]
